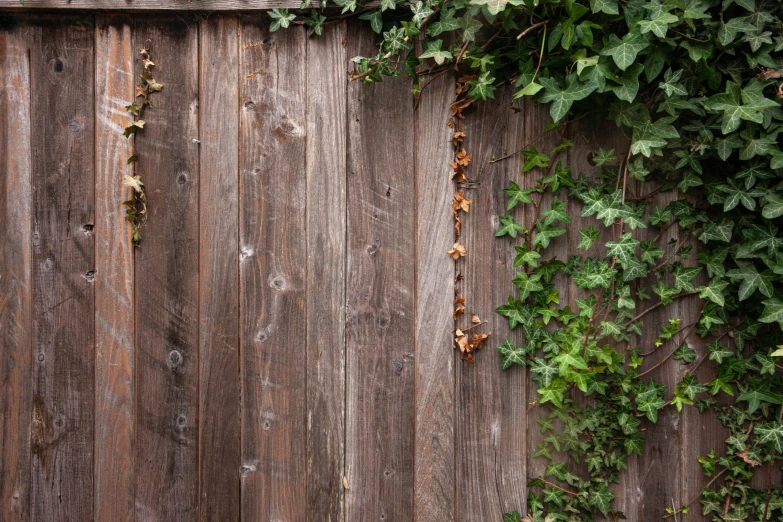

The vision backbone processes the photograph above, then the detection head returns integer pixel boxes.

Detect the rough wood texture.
[239,18,308,522]
[94,14,135,522]
[305,21,347,522]
[0,18,32,522]
[344,21,416,522]
[132,16,200,521]
[0,16,736,521]
[456,90,527,521]
[30,16,95,522]
[1,0,305,9]
[413,69,456,521]
[198,15,241,522]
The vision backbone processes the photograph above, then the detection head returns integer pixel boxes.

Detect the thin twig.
[516,20,547,40]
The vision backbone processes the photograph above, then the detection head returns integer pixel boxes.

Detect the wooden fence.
[0,8,729,521]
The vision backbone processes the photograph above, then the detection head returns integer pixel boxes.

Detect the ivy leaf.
[601,31,650,71]
[718,16,757,46]
[553,349,588,374]
[410,1,434,26]
[699,220,734,243]
[759,298,783,328]
[428,7,460,36]
[673,266,701,292]
[590,0,619,14]
[496,296,532,329]
[589,485,615,516]
[756,423,783,452]
[639,11,679,38]
[605,233,640,268]
[498,339,527,369]
[726,263,774,300]
[359,11,384,34]
[703,82,779,135]
[578,225,600,250]
[530,358,559,387]
[541,198,571,226]
[470,0,508,15]
[697,278,729,307]
[496,215,525,238]
[514,245,541,268]
[536,75,598,122]
[268,8,296,31]
[513,271,544,300]
[503,181,533,209]
[533,223,567,248]
[418,39,453,65]
[762,193,783,219]
[458,13,483,42]
[737,379,783,413]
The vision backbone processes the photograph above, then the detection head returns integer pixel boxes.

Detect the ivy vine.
[272,0,783,518]
[121,43,163,245]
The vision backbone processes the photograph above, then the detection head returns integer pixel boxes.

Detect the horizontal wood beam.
[0,1,306,10]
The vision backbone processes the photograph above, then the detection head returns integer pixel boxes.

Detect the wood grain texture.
[29,15,95,522]
[413,69,456,522]
[456,89,526,521]
[0,17,32,522]
[305,21,347,522]
[239,17,308,522]
[1,0,307,9]
[198,15,241,522]
[344,21,416,522]
[132,16,200,521]
[94,14,135,522]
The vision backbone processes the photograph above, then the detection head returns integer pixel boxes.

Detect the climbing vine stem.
[121,41,163,245]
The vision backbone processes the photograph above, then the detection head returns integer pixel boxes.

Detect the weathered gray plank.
[94,14,135,522]
[413,69,456,521]
[1,0,305,9]
[30,16,95,522]
[132,16,200,521]
[199,14,241,522]
[306,21,347,522]
[456,89,526,521]
[344,21,416,522]
[0,17,32,522]
[239,17,308,522]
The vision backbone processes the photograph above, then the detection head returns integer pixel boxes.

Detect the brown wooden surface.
[0,18,32,522]
[0,14,735,522]
[239,18,308,522]
[345,20,416,522]
[198,14,241,522]
[132,15,200,521]
[94,13,135,522]
[414,68,455,520]
[305,20,347,522]
[30,16,95,521]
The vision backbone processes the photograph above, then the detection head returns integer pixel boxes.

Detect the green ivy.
[278,0,783,518]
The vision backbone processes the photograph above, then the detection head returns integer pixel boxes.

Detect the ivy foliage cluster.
[272,0,783,518]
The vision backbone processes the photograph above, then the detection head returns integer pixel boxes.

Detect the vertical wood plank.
[306,21,347,522]
[132,16,200,521]
[0,17,32,522]
[94,14,135,522]
[198,14,241,522]
[456,90,527,521]
[30,16,95,522]
[413,70,456,521]
[239,17,308,522]
[345,22,416,522]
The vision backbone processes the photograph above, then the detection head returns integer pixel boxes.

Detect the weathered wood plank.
[344,21,416,522]
[198,14,241,522]
[239,17,308,522]
[1,0,306,9]
[413,70,456,521]
[456,89,526,521]
[0,17,32,522]
[132,16,200,521]
[94,14,135,522]
[30,15,95,522]
[305,21,347,522]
